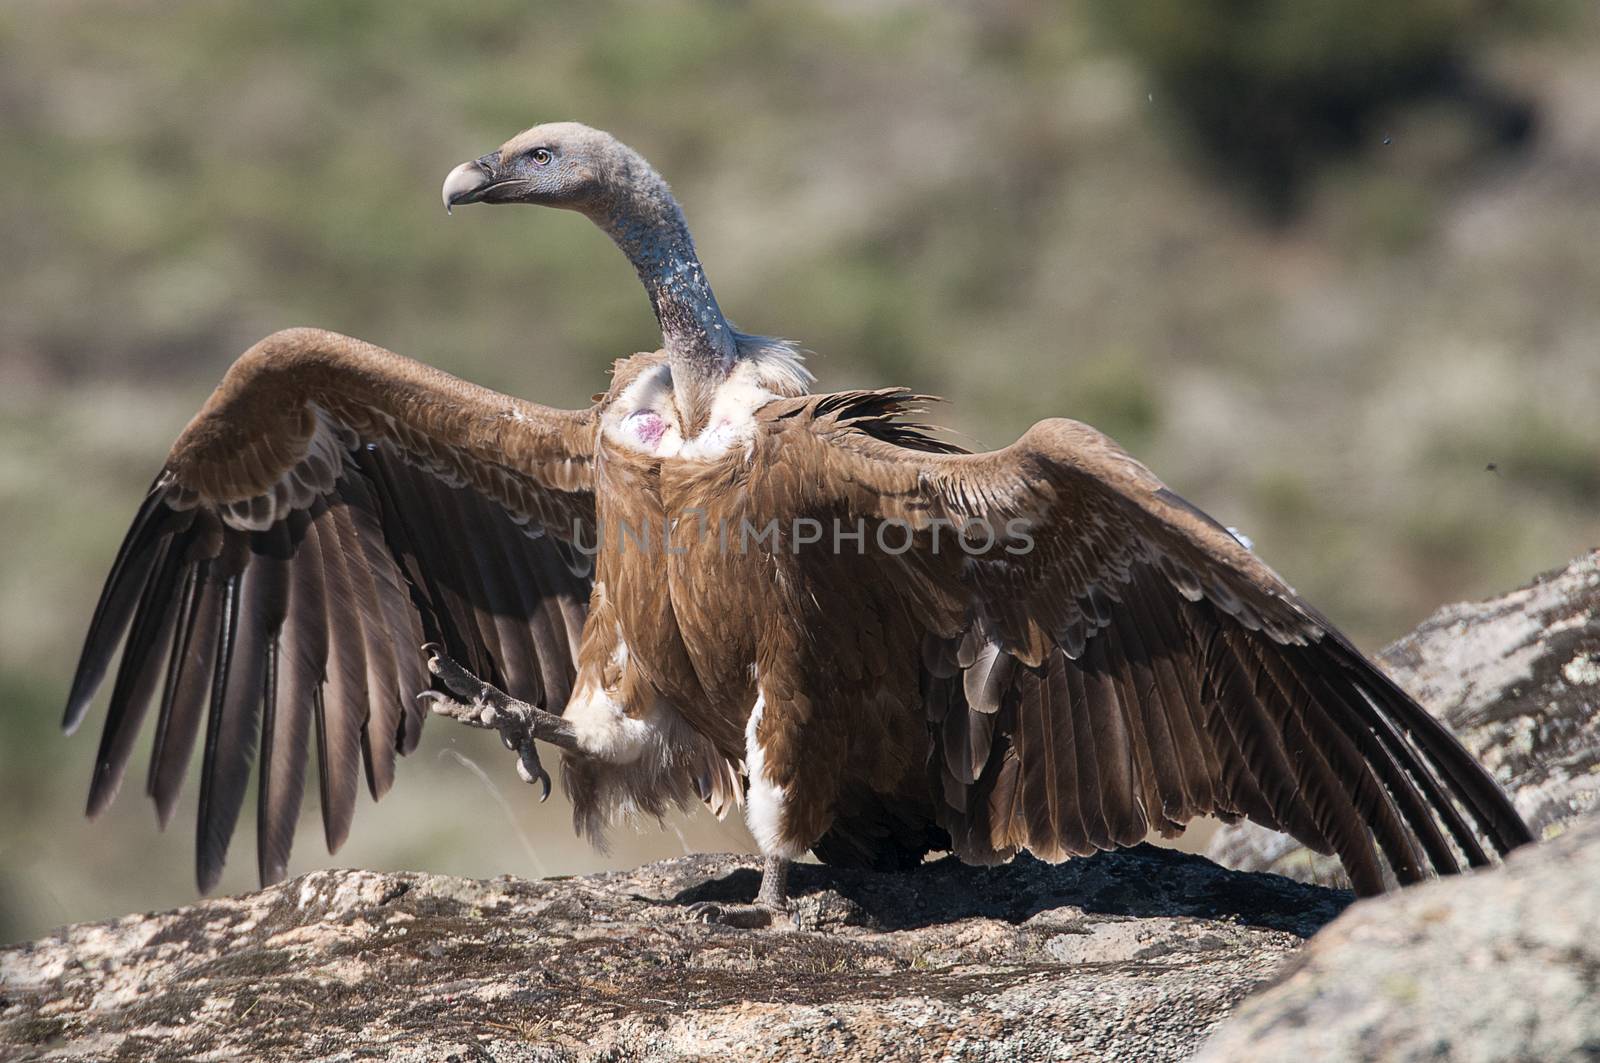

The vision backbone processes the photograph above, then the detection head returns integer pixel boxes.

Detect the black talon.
[427,650,499,704]
[529,757,553,801]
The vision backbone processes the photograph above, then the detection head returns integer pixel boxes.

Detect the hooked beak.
[441,155,497,214]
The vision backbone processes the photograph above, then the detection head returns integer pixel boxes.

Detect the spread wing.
[760,389,1533,895]
[64,328,597,890]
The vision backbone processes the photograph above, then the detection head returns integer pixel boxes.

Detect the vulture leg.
[686,856,792,929]
[420,645,581,801]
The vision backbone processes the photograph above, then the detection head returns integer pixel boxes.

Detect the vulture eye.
[530,148,553,166]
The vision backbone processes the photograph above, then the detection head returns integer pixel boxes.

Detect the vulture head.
[441,121,654,218]
[441,120,735,397]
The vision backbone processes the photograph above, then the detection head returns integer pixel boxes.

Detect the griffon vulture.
[64,122,1532,925]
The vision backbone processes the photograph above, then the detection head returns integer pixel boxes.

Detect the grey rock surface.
[1197,814,1600,1062]
[8,553,1595,1062]
[1,846,1349,1062]
[1208,548,1600,886]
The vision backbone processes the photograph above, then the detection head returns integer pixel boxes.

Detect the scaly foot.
[418,644,562,799]
[684,901,788,929]
[683,857,793,930]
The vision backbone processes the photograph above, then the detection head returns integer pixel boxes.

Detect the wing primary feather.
[194,538,250,892]
[256,637,282,881]
[326,480,403,801]
[64,486,188,732]
[1272,648,1434,882]
[197,529,288,892]
[86,532,184,818]
[144,565,198,809]
[1329,665,1492,867]
[1342,653,1533,858]
[1228,631,1387,894]
[310,507,366,854]
[1271,606,1526,861]
[1186,608,1325,848]
[350,448,431,750]
[358,446,456,749]
[259,510,326,885]
[148,519,230,829]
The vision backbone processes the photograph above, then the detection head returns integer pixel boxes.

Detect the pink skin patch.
[626,411,667,448]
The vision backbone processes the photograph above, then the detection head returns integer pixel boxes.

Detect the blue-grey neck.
[590,153,737,425]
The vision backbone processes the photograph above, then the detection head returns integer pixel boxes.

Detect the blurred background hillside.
[2,0,1596,943]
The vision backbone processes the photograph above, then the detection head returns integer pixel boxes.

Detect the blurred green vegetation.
[2,0,1597,943]
[1093,0,1547,215]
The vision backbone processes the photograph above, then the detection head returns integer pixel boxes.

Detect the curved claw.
[524,761,553,802]
[514,741,552,800]
[417,689,475,723]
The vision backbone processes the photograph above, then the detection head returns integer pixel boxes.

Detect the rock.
[1,846,1350,1062]
[1208,549,1600,886]
[1196,813,1600,1062]
[8,553,1595,1061]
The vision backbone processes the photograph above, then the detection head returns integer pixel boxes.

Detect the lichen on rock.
[2,846,1347,1062]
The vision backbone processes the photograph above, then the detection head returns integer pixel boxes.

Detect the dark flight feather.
[86,529,185,817]
[311,504,373,855]
[258,511,324,884]
[148,546,228,829]
[63,485,184,733]
[195,528,290,891]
